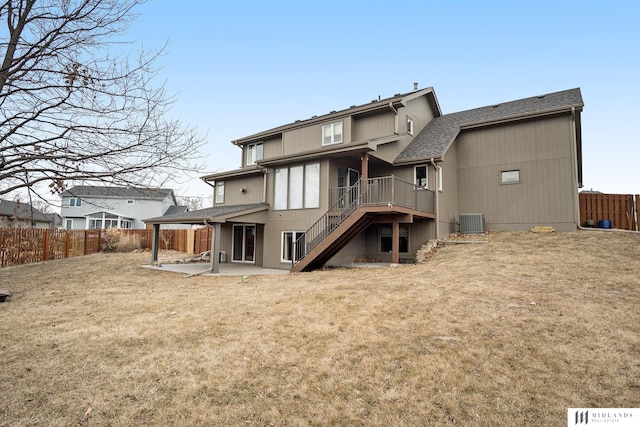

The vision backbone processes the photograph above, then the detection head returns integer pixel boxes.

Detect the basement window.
[282,231,305,263]
[501,170,521,184]
[380,226,409,253]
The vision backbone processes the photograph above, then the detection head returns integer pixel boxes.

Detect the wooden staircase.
[291,176,436,273]
[291,207,374,272]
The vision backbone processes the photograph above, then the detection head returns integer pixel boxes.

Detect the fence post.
[43,229,49,261]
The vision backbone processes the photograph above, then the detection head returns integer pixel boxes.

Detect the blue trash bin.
[598,219,612,229]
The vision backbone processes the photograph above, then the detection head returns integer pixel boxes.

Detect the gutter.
[389,102,399,135]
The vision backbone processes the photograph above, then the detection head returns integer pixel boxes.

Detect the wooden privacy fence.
[579,193,639,231]
[0,228,211,268]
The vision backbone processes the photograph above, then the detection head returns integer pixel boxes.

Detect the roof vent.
[492,104,501,108]
[459,213,485,234]
[413,82,418,91]
[537,95,546,99]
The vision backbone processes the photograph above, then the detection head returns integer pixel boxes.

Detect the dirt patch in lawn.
[1,231,639,426]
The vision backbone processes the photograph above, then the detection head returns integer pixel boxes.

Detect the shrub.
[101,229,142,253]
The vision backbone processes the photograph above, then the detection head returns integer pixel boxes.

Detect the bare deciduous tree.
[0,0,205,200]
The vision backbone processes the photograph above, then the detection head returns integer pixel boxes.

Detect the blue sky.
[130,0,639,202]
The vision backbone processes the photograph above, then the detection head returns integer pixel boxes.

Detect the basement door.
[232,224,255,263]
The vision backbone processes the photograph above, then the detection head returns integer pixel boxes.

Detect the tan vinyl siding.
[283,118,352,155]
[352,111,395,141]
[455,114,577,231]
[404,96,435,136]
[213,175,264,206]
[262,135,283,160]
[438,143,459,236]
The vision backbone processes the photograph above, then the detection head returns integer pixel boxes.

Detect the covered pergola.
[144,203,269,273]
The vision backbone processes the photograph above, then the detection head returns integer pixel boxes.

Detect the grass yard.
[0,231,639,426]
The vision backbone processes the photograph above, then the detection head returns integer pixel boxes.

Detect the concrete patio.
[142,262,290,277]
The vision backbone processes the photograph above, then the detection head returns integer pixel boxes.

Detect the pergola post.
[209,222,221,273]
[150,223,160,266]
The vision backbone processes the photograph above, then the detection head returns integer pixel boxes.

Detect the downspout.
[389,102,399,135]
[430,158,440,241]
[261,166,268,204]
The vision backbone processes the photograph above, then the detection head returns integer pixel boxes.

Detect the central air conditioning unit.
[219,251,226,262]
[459,213,485,234]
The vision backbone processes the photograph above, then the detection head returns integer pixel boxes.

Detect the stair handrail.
[293,180,361,263]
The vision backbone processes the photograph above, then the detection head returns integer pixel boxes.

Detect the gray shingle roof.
[145,203,269,224]
[60,186,175,201]
[395,88,583,163]
[0,199,51,223]
[163,205,188,216]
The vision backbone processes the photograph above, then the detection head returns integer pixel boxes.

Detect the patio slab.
[142,262,290,277]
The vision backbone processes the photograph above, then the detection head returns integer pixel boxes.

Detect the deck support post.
[392,218,400,264]
[361,153,369,203]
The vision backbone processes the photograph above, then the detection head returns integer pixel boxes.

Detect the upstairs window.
[215,181,225,204]
[247,142,263,166]
[69,197,82,207]
[322,122,343,145]
[407,117,414,135]
[415,165,428,189]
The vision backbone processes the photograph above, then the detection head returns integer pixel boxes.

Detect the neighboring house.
[0,199,53,229]
[146,85,584,272]
[60,186,187,230]
[45,213,64,229]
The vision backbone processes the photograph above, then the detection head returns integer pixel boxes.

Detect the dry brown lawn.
[0,231,639,426]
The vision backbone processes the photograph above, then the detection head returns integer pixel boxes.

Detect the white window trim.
[69,197,82,207]
[215,181,225,204]
[247,142,263,166]
[281,231,305,263]
[322,122,343,146]
[407,117,414,135]
[501,170,521,184]
[273,163,320,210]
[414,165,428,189]
[65,219,73,229]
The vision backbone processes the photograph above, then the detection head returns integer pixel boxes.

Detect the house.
[0,199,53,228]
[145,85,584,272]
[60,186,187,229]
